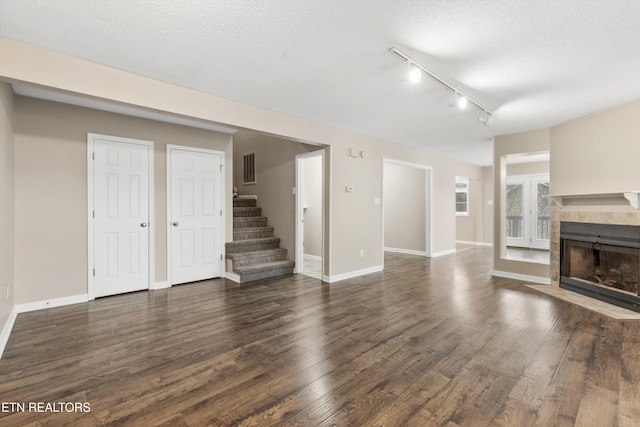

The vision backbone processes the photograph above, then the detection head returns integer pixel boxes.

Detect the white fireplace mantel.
[550,191,640,210]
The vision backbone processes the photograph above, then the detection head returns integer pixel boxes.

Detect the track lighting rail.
[390,47,494,124]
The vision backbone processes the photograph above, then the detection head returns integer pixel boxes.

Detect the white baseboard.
[431,248,457,258]
[384,247,428,257]
[151,281,170,290]
[0,306,18,360]
[225,272,241,283]
[303,254,322,261]
[492,270,551,285]
[15,294,90,314]
[456,240,493,247]
[325,265,383,283]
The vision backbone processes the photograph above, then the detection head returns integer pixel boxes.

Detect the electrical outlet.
[360,249,364,257]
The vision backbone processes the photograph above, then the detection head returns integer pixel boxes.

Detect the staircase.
[226,197,295,283]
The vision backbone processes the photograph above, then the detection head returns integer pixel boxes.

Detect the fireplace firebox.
[560,221,640,312]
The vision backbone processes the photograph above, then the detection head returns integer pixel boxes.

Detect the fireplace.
[560,221,640,312]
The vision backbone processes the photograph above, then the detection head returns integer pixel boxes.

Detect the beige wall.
[13,96,233,304]
[232,131,318,264]
[383,162,426,252]
[551,100,640,196]
[482,166,494,245]
[0,83,15,332]
[494,128,551,279]
[0,37,484,279]
[455,177,482,243]
[507,160,549,176]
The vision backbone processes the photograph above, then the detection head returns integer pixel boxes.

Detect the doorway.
[295,151,324,279]
[382,159,432,260]
[501,152,550,265]
[88,133,154,298]
[167,145,224,285]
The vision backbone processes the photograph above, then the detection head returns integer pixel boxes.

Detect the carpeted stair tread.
[234,260,295,274]
[238,268,295,283]
[225,237,281,253]
[234,226,273,232]
[233,207,263,217]
[233,198,257,207]
[233,216,268,228]
[227,237,280,245]
[226,248,287,261]
[233,226,274,239]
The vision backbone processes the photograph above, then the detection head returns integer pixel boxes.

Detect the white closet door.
[93,137,150,297]
[169,147,222,285]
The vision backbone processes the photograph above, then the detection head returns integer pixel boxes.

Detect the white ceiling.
[2,1,640,166]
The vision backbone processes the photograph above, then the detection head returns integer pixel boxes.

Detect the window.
[455,177,469,216]
[243,152,256,185]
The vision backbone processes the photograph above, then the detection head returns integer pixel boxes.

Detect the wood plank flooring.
[1,247,638,426]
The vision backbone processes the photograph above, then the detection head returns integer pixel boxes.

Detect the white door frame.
[87,133,155,300]
[166,145,225,286]
[381,158,433,262]
[295,150,325,277]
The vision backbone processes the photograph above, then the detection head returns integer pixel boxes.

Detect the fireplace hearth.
[560,221,640,312]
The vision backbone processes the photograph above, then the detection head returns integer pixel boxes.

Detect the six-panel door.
[169,148,222,285]
[93,138,150,297]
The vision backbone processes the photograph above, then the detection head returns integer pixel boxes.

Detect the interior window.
[455,177,469,216]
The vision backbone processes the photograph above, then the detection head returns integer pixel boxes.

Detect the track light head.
[408,63,422,83]
[477,112,494,127]
[456,93,468,109]
[486,115,494,126]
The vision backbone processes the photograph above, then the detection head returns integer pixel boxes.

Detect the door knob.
[172,222,179,226]
[140,222,148,227]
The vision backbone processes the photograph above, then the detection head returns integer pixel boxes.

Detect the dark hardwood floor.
[1,247,638,426]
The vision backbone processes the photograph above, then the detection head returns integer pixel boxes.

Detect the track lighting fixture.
[390,47,494,126]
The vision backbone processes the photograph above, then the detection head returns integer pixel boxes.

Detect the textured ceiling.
[2,0,640,166]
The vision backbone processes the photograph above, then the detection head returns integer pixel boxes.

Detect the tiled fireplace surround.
[541,199,640,319]
[550,203,640,286]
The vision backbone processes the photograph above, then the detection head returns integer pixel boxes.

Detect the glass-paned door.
[506,178,528,247]
[505,174,550,249]
[532,176,550,250]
